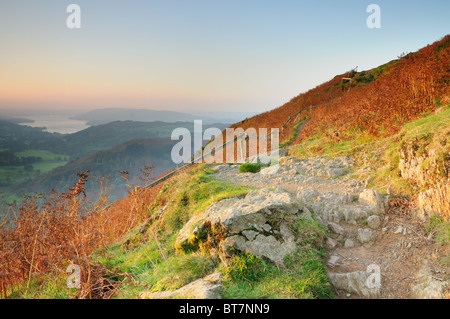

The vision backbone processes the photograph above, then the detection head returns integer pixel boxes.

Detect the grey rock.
[176,188,302,250]
[327,255,343,268]
[411,261,449,299]
[296,189,320,204]
[344,239,356,248]
[176,188,303,265]
[328,222,345,235]
[279,222,294,239]
[358,228,380,245]
[367,215,382,229]
[328,271,381,298]
[326,238,337,249]
[299,206,313,221]
[359,189,386,214]
[341,206,372,224]
[220,235,246,257]
[260,164,280,175]
[239,233,296,266]
[223,232,296,266]
[139,272,223,299]
[242,230,259,241]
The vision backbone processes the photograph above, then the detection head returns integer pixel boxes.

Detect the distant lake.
[19,115,89,134]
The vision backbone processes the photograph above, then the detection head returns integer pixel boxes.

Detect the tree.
[23,164,33,173]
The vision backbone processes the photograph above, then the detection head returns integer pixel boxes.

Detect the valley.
[0,119,229,203]
[0,34,448,302]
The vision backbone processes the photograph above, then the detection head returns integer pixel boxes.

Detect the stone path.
[210,156,449,299]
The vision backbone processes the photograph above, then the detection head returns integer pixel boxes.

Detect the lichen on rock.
[175,188,304,266]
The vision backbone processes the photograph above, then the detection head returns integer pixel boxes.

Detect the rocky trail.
[209,155,450,299]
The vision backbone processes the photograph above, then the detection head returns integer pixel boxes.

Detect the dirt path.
[210,156,449,299]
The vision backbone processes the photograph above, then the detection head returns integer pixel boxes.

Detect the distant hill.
[71,108,224,126]
[0,120,229,201]
[0,117,34,124]
[0,119,61,151]
[47,120,228,159]
[2,120,228,160]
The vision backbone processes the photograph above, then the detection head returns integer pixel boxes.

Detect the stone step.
[326,224,383,248]
[327,270,381,298]
[297,188,387,226]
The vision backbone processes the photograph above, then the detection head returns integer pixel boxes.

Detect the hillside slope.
[40,121,228,159]
[232,35,449,145]
[1,35,449,301]
[21,137,178,200]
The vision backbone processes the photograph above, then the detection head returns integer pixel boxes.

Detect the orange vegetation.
[0,169,169,298]
[232,35,450,145]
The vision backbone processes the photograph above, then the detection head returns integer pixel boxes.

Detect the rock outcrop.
[399,130,449,219]
[175,188,304,266]
[327,271,381,298]
[146,152,448,300]
[139,272,223,299]
[411,261,449,299]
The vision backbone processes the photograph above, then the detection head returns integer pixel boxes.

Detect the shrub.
[238,163,262,174]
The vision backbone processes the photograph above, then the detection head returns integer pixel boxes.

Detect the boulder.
[223,228,296,266]
[326,238,337,249]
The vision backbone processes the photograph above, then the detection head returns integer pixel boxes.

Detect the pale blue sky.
[0,0,449,113]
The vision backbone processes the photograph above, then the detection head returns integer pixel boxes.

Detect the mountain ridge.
[70,108,242,126]
[232,35,449,146]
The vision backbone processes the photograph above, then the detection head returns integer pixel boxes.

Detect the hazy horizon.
[0,106,258,134]
[1,0,449,114]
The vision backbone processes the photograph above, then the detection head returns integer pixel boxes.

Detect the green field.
[0,166,24,182]
[0,150,68,188]
[15,149,69,161]
[32,161,68,173]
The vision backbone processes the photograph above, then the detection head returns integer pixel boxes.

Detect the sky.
[0,0,449,115]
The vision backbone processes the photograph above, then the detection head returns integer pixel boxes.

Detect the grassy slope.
[94,165,332,299]
[11,107,448,299]
[9,165,332,299]
[290,103,450,195]
[290,103,450,246]
[91,166,251,298]
[4,36,449,299]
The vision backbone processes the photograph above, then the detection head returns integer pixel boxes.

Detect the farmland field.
[0,150,69,192]
[15,149,69,162]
